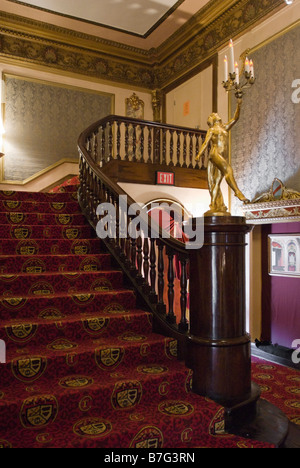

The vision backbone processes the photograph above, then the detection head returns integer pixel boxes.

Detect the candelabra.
[222,40,255,98]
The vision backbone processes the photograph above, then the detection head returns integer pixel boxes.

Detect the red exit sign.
[156,171,175,186]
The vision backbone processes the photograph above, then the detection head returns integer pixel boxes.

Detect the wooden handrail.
[77,115,206,355]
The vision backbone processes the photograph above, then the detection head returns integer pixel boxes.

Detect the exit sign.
[156,171,175,186]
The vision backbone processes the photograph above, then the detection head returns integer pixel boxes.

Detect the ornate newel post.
[186,41,290,444]
[186,216,260,426]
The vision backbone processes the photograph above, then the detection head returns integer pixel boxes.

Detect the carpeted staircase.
[0,185,284,448]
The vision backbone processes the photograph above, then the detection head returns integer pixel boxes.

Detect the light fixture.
[285,0,293,4]
[222,40,255,98]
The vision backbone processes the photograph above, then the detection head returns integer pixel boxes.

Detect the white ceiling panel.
[14,0,183,36]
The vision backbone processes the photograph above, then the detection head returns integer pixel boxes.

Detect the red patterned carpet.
[0,184,299,448]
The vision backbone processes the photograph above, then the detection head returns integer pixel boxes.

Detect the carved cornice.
[0,0,285,90]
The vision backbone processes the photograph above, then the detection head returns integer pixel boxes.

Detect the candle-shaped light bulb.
[249,59,254,78]
[229,39,235,74]
[235,61,239,84]
[245,57,250,74]
[224,55,228,82]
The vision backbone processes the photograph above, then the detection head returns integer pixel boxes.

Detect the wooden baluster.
[107,122,113,163]
[78,155,83,200]
[154,128,161,164]
[92,173,98,224]
[89,169,95,221]
[101,125,106,167]
[136,234,143,284]
[110,192,117,249]
[99,179,105,204]
[125,237,131,269]
[176,130,181,167]
[130,236,137,276]
[195,134,200,169]
[149,239,157,303]
[157,241,166,315]
[131,125,137,162]
[139,125,145,163]
[86,136,91,155]
[147,127,152,163]
[188,132,194,169]
[93,131,98,163]
[125,123,129,161]
[178,257,189,333]
[162,128,167,165]
[169,130,174,167]
[116,121,121,160]
[182,131,187,168]
[119,199,127,261]
[167,249,176,324]
[142,236,150,293]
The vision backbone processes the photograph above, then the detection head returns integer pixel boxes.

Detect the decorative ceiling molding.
[0,0,285,90]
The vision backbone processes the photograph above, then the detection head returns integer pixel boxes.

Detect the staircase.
[0,184,275,448]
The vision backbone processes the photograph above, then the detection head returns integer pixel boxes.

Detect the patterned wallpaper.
[3,77,113,181]
[230,24,300,215]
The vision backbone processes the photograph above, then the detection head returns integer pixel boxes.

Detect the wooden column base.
[226,395,290,447]
[187,335,252,403]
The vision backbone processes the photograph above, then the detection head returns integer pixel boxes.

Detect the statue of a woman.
[196,98,249,216]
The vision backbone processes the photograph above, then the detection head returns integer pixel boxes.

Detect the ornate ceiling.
[1,0,211,48]
[5,0,199,38]
[0,0,286,91]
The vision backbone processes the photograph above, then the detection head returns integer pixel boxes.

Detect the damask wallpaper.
[3,76,113,181]
[230,24,300,214]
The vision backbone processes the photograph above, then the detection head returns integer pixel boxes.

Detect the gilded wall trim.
[0,0,285,91]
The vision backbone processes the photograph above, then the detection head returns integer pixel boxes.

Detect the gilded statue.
[196,98,249,216]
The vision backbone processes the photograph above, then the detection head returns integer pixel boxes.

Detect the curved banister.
[78,115,207,352]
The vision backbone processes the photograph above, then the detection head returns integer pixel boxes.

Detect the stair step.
[0,309,153,349]
[0,224,95,240]
[0,238,105,256]
[0,359,191,422]
[0,289,137,320]
[0,200,81,214]
[0,333,178,387]
[0,190,78,202]
[0,212,87,226]
[0,391,272,449]
[0,254,111,274]
[0,270,124,296]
